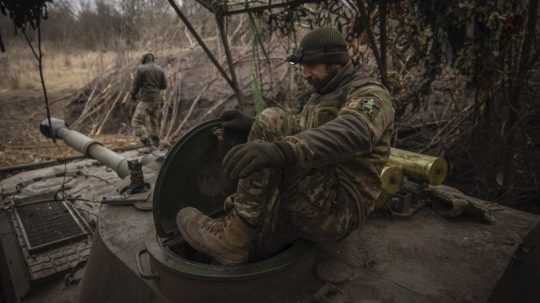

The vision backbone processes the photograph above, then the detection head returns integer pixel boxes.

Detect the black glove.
[220,110,254,133]
[223,141,295,178]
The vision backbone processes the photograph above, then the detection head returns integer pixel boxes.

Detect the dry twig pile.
[65,34,294,146]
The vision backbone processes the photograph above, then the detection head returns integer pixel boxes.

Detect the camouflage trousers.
[131,101,161,142]
[224,107,359,254]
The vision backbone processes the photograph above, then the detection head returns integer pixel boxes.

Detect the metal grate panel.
[14,201,88,252]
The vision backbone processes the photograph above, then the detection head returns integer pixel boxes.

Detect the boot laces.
[203,218,225,237]
[203,212,235,237]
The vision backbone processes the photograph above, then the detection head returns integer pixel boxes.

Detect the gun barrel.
[39,118,130,179]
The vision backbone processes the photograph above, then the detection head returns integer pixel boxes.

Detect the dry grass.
[0,43,195,168]
[0,45,190,92]
[0,46,120,93]
[0,45,152,168]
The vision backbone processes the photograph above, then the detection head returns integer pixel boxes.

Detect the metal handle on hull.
[136,248,160,280]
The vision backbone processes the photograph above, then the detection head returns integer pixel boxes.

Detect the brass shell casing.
[380,166,403,194]
[375,165,404,209]
[387,148,448,185]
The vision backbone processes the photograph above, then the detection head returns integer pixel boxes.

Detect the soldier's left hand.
[220,110,254,133]
[223,141,286,179]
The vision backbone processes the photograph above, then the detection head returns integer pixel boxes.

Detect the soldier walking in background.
[176,28,395,264]
[130,53,167,148]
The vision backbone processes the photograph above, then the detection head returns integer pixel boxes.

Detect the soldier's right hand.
[220,110,254,133]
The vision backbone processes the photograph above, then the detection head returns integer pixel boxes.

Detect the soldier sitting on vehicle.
[176,28,395,264]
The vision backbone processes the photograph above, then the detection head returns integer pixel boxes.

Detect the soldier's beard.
[306,65,340,91]
[305,77,326,89]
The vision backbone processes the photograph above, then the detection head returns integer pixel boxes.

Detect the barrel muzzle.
[40,118,68,139]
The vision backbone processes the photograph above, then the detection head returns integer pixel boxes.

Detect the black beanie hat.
[288,28,349,65]
[142,53,155,64]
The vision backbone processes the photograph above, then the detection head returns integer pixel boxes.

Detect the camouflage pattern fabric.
[226,62,394,248]
[224,107,358,258]
[131,62,166,142]
[131,101,161,142]
[283,62,395,222]
[131,63,167,101]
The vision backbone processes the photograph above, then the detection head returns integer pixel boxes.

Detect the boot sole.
[176,216,246,265]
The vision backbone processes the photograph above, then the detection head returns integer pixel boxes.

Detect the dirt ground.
[0,46,142,169]
[0,87,138,169]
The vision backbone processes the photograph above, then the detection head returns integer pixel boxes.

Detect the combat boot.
[140,137,152,147]
[176,207,255,265]
[149,135,160,148]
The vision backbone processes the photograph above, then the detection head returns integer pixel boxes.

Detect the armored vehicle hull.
[75,193,538,303]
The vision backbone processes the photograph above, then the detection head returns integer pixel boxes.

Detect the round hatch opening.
[150,119,313,278]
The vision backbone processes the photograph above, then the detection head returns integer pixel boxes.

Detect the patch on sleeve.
[345,96,382,121]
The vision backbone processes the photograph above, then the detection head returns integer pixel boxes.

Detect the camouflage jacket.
[284,62,395,220]
[131,63,167,101]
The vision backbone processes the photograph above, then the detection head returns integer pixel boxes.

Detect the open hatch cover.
[153,119,247,238]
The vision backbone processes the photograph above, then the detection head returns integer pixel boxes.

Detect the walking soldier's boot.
[149,135,160,148]
[140,137,152,147]
[176,207,255,265]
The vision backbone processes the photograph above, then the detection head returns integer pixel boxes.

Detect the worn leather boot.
[176,207,255,265]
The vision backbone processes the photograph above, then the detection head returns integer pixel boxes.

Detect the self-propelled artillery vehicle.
[0,117,539,303]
